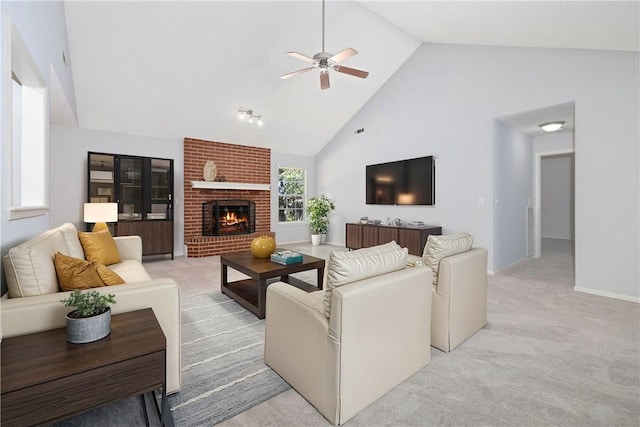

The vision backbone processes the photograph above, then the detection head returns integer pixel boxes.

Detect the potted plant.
[306,195,336,245]
[61,290,116,344]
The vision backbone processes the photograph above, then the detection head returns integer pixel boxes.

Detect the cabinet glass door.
[119,157,143,220]
[149,158,172,220]
[88,153,115,203]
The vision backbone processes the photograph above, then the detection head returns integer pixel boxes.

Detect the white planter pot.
[66,308,111,344]
[311,234,321,246]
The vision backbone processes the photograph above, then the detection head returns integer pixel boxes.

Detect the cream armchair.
[264,266,432,426]
[430,247,488,352]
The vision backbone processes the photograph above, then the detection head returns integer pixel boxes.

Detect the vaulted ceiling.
[63,1,639,156]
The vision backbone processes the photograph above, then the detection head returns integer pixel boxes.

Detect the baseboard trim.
[574,286,639,303]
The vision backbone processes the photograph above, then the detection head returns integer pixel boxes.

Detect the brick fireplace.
[184,138,273,257]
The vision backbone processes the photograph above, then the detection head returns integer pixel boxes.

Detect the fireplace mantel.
[191,181,270,191]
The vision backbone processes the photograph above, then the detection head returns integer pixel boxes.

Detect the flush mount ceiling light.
[539,121,565,132]
[238,109,263,126]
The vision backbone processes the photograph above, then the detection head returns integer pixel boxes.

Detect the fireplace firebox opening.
[202,200,256,236]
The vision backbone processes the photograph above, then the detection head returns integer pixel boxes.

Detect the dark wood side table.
[221,249,325,319]
[1,308,172,427]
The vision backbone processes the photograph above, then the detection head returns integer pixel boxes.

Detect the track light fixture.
[237,109,263,126]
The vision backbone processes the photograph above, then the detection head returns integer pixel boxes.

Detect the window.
[278,168,305,222]
[7,22,48,219]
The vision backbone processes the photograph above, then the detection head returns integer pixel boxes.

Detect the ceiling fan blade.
[330,48,357,63]
[280,67,315,80]
[287,52,317,64]
[320,71,330,90]
[334,65,369,79]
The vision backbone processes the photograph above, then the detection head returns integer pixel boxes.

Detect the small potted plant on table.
[306,195,336,246]
[62,290,116,344]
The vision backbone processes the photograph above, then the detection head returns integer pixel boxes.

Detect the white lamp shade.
[83,203,118,223]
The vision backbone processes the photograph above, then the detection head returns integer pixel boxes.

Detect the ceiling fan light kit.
[280,0,369,90]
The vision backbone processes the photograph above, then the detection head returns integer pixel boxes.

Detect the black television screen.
[366,156,435,206]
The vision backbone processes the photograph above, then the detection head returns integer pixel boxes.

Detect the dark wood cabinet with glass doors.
[88,152,174,259]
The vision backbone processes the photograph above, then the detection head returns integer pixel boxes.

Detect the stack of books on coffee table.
[270,250,303,265]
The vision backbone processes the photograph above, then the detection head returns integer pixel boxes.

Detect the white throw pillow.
[323,243,408,318]
[3,229,70,297]
[58,223,86,260]
[422,232,473,285]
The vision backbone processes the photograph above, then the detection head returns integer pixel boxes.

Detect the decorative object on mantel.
[216,175,226,182]
[238,109,263,126]
[203,160,218,182]
[250,235,276,258]
[62,289,116,344]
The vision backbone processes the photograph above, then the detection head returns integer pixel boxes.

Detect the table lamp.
[84,203,118,232]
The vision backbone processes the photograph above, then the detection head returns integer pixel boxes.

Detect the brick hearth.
[184,138,274,257]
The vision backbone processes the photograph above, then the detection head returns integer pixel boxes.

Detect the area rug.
[53,292,290,426]
[170,292,291,425]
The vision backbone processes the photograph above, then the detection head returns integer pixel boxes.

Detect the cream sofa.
[1,223,181,393]
[430,247,488,352]
[409,247,488,352]
[265,244,432,426]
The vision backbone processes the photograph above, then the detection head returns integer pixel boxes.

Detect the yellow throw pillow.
[54,252,105,291]
[94,263,125,286]
[78,229,121,266]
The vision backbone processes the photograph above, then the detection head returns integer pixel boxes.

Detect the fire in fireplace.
[202,200,255,236]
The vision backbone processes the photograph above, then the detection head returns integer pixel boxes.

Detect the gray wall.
[493,120,533,270]
[315,43,639,300]
[541,154,574,240]
[1,1,76,293]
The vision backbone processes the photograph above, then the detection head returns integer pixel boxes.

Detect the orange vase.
[250,235,276,258]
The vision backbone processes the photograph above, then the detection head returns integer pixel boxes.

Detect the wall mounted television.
[366,155,435,206]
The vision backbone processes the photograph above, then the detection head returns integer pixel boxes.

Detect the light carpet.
[53,292,290,426]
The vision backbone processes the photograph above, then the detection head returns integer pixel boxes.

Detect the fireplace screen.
[202,200,255,236]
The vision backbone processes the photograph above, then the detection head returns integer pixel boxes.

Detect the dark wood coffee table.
[221,249,325,319]
[1,309,172,427]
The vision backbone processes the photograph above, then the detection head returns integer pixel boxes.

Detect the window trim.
[277,166,306,224]
[4,18,49,220]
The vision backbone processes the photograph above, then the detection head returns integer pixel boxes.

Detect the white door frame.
[533,149,575,258]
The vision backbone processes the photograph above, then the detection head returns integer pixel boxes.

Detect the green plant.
[61,290,116,318]
[306,195,336,234]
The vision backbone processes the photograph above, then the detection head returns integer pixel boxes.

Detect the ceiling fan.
[280,0,369,90]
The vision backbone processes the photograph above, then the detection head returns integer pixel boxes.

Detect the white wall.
[541,154,574,240]
[50,126,184,256]
[316,43,639,300]
[271,151,315,244]
[1,1,76,294]
[493,120,533,269]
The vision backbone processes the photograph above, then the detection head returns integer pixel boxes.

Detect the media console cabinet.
[345,223,442,256]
